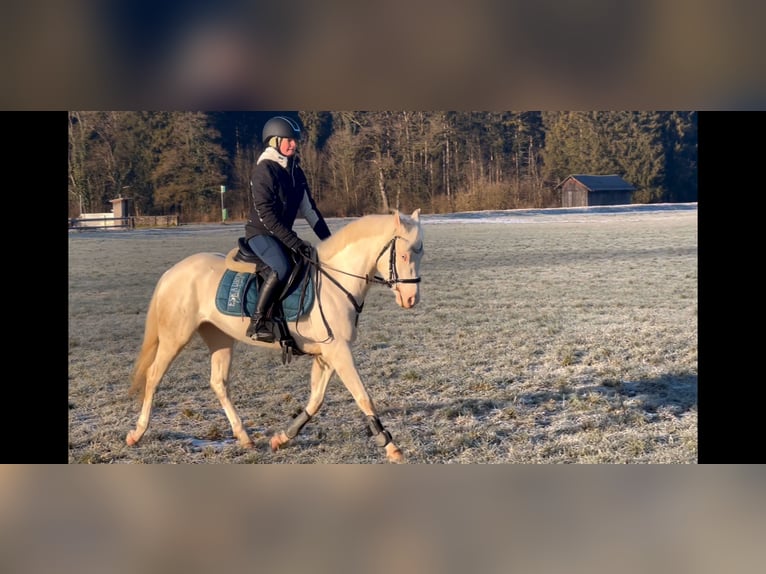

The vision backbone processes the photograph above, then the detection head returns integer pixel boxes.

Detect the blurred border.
[1,465,764,573]
[2,0,764,109]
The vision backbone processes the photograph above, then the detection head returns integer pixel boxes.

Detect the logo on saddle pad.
[215,270,314,321]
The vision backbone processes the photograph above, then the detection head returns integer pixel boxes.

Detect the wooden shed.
[556,174,636,207]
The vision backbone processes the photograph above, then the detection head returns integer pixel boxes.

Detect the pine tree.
[150,112,228,220]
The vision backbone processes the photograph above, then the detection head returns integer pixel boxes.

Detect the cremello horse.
[126,209,424,462]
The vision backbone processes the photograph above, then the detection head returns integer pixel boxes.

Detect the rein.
[320,236,422,288]
[298,235,421,341]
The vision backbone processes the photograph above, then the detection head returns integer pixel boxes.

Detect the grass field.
[68,204,697,463]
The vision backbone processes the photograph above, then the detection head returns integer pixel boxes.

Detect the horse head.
[387,209,424,309]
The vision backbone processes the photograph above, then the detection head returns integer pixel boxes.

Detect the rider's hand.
[295,240,313,259]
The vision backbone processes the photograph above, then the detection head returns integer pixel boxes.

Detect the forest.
[67,111,697,222]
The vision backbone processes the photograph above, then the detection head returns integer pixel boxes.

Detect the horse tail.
[128,285,161,403]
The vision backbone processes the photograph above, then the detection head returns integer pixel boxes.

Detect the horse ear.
[411,208,421,221]
[394,210,401,228]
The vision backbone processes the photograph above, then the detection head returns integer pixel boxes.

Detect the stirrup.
[272,316,304,364]
[279,336,305,364]
[252,328,275,343]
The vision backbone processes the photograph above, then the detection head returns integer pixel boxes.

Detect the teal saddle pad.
[215,270,314,321]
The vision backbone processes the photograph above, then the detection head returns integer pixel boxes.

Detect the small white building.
[72,197,132,229]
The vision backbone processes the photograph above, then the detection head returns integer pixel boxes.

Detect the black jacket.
[245,148,331,251]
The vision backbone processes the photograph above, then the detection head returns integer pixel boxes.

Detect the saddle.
[224,237,268,274]
[224,237,311,363]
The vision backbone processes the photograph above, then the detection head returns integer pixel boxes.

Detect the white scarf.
[257,146,289,169]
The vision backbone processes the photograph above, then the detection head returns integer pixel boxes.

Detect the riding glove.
[295,240,313,259]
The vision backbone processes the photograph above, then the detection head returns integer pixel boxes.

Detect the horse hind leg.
[198,323,253,448]
[270,355,334,452]
[125,338,184,447]
[126,297,198,447]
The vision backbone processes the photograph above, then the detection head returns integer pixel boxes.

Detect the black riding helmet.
[262,116,301,144]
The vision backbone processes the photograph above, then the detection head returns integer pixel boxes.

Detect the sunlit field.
[68,204,697,463]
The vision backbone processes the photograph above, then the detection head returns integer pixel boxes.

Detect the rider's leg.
[245,235,291,343]
[247,269,283,342]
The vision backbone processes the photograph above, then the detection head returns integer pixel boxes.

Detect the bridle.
[372,235,423,288]
[298,234,422,341]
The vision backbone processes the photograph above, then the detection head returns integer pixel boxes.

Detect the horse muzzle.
[394,284,419,309]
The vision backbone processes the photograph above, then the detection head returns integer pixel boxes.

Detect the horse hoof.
[270,432,288,452]
[126,431,138,446]
[386,444,404,463]
[238,437,255,449]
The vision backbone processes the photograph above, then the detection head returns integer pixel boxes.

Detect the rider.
[245,115,332,342]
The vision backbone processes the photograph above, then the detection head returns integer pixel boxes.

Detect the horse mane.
[318,213,400,258]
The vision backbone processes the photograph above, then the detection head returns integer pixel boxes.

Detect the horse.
[125,209,424,463]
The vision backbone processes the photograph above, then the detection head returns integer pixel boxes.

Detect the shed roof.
[556,174,636,191]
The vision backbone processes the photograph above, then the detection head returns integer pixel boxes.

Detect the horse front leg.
[270,355,334,452]
[327,344,404,463]
[199,324,254,448]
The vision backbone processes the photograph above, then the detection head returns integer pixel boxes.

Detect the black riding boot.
[247,270,282,342]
